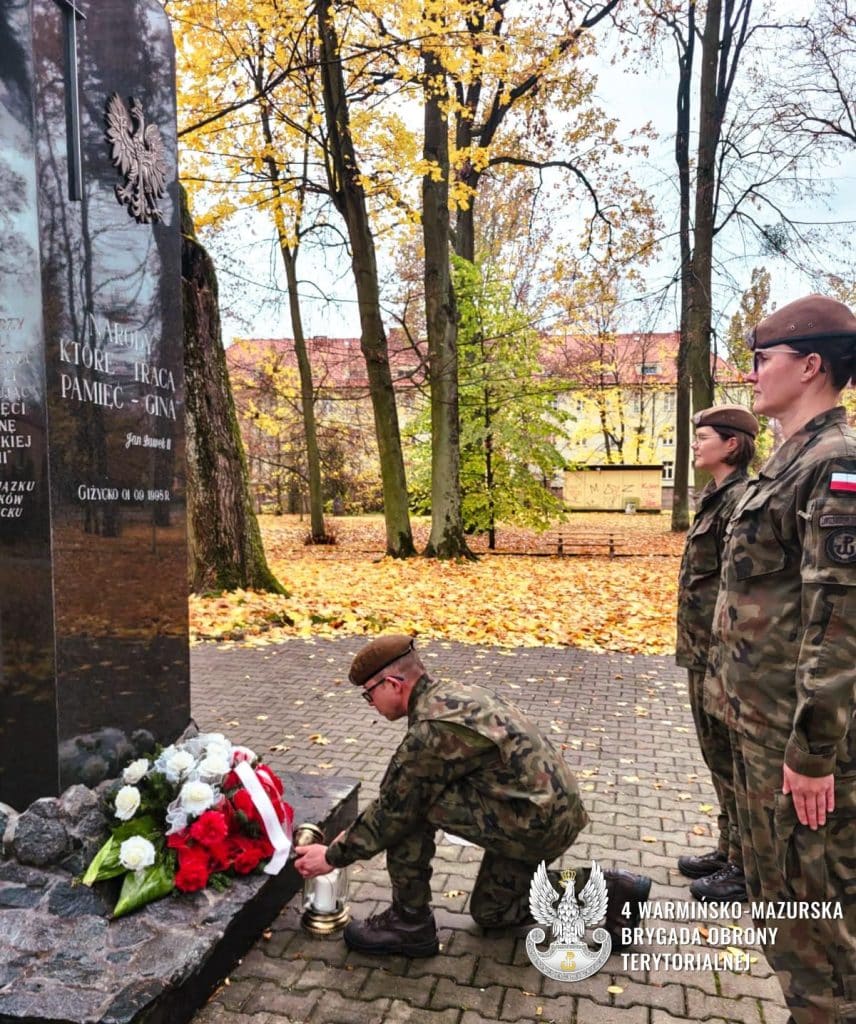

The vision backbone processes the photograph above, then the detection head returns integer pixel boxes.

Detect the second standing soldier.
[675,405,758,901]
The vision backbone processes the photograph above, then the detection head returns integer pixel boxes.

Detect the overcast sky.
[203,3,856,346]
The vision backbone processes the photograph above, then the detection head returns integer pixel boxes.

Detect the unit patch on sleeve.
[819,515,856,528]
[825,528,856,565]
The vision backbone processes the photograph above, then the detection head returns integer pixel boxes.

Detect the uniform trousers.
[688,669,742,865]
[386,778,581,927]
[731,731,856,1024]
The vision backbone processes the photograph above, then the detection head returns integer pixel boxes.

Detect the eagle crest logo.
[525,860,612,982]
[105,93,168,224]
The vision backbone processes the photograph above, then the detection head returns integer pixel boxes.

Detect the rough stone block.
[0,772,357,1024]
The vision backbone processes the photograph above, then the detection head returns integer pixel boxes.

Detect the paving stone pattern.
[190,637,789,1024]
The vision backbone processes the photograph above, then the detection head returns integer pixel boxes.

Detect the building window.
[663,391,676,412]
[640,362,660,376]
[662,460,674,482]
[661,435,674,447]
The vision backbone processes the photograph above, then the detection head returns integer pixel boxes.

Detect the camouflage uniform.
[705,407,856,1024]
[676,468,748,867]
[325,673,588,926]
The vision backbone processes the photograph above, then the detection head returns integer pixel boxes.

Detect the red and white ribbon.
[234,761,292,875]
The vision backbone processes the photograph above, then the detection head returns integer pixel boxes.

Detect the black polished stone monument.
[0,0,189,808]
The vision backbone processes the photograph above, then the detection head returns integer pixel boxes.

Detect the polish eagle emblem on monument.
[525,860,612,982]
[105,93,168,224]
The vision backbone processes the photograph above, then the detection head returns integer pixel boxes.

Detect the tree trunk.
[256,92,327,544]
[181,187,287,596]
[453,103,480,263]
[484,385,496,551]
[316,0,415,557]
[686,0,719,423]
[671,0,696,532]
[281,246,326,542]
[422,48,472,559]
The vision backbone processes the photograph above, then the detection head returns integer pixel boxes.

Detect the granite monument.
[0,0,189,808]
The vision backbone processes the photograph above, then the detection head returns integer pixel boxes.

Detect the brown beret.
[747,294,856,350]
[349,634,415,686]
[693,404,759,437]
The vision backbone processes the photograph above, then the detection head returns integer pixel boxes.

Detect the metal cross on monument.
[53,0,86,201]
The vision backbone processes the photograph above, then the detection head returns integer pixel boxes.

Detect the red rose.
[232,789,260,825]
[221,771,241,793]
[230,836,267,874]
[174,846,211,892]
[206,839,232,872]
[167,827,192,850]
[218,797,238,833]
[231,749,253,765]
[189,810,229,847]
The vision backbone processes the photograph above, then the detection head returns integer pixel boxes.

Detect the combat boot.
[677,849,727,879]
[343,902,439,958]
[689,861,747,902]
[603,869,652,950]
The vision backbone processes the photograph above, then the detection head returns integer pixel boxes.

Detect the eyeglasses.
[752,347,805,373]
[360,675,402,704]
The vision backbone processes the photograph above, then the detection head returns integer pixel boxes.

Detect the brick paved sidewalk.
[189,637,788,1024]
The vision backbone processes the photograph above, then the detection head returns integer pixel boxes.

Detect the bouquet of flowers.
[81,732,293,918]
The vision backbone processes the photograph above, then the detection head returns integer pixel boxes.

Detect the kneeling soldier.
[295,634,652,957]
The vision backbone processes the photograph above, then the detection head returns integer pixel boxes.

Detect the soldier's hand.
[294,843,334,878]
[782,765,835,830]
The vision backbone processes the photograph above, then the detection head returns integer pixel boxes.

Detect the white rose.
[114,785,141,821]
[179,780,217,817]
[197,750,231,781]
[178,736,205,759]
[153,744,176,774]
[123,758,150,785]
[198,732,228,749]
[119,835,156,872]
[163,749,196,783]
[205,739,232,762]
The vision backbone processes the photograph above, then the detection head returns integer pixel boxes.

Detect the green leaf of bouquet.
[81,815,163,886]
[81,835,124,884]
[112,858,175,918]
[111,814,161,843]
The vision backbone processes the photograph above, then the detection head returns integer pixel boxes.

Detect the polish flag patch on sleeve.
[830,472,856,493]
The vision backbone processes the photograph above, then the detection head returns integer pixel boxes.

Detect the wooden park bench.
[490,530,626,558]
[546,531,622,557]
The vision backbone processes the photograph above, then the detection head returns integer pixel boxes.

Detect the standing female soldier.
[705,295,856,1024]
[675,405,758,902]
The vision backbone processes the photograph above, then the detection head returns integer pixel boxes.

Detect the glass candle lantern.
[293,822,350,937]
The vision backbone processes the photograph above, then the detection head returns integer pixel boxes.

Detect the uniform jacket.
[326,674,588,868]
[675,468,749,671]
[705,407,856,777]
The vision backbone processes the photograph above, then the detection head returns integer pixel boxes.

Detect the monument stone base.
[0,773,358,1024]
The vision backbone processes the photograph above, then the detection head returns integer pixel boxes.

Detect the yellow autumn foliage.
[190,513,682,654]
